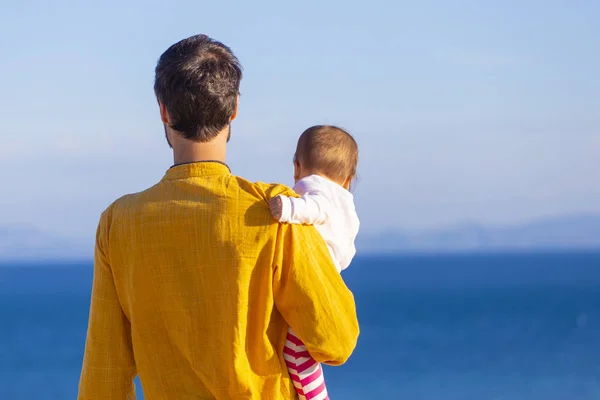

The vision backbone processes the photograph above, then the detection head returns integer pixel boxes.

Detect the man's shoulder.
[99,189,150,222]
[98,178,298,226]
[233,176,299,200]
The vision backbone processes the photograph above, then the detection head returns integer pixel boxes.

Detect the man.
[78,34,359,399]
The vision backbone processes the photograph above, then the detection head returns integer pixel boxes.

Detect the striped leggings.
[284,328,329,400]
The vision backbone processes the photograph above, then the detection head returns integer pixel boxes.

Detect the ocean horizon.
[1,252,600,399]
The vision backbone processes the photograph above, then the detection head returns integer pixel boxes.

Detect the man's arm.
[78,210,137,400]
[269,193,331,225]
[272,223,359,365]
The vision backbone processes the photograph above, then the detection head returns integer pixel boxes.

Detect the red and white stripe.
[284,328,330,400]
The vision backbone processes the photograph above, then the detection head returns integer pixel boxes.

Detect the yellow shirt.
[78,161,359,400]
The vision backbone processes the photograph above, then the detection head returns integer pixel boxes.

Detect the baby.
[270,125,360,400]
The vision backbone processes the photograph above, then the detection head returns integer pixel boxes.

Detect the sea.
[1,252,600,399]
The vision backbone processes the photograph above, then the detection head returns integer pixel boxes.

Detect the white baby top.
[276,174,360,272]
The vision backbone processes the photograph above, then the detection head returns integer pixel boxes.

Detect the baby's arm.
[269,193,331,225]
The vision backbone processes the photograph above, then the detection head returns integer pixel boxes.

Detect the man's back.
[78,162,359,399]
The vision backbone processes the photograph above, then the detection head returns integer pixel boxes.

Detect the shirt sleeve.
[272,223,360,366]
[78,209,137,400]
[337,241,357,272]
[277,193,331,225]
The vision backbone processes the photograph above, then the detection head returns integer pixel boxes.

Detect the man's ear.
[159,102,170,125]
[230,95,240,121]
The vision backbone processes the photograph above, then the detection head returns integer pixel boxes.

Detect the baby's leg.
[284,328,330,400]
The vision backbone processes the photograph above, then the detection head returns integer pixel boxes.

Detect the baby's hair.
[294,125,358,185]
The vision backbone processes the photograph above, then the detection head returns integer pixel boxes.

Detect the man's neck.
[171,129,228,166]
[172,142,226,165]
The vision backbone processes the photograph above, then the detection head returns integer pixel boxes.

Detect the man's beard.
[227,124,231,142]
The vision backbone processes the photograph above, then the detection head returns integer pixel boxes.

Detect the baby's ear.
[293,161,301,183]
[343,175,353,190]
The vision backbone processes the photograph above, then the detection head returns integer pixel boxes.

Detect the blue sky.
[1,0,599,245]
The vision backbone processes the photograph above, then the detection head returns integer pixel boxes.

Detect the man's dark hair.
[154,34,242,142]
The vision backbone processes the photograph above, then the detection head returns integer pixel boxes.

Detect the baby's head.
[293,125,358,190]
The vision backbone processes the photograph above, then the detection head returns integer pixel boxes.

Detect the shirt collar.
[162,160,231,181]
[294,174,354,199]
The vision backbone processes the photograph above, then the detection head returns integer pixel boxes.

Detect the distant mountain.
[356,214,600,254]
[2,214,600,261]
[0,225,91,262]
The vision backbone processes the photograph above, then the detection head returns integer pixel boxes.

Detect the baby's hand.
[269,196,283,221]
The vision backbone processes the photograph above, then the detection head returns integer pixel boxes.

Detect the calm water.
[1,253,600,399]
